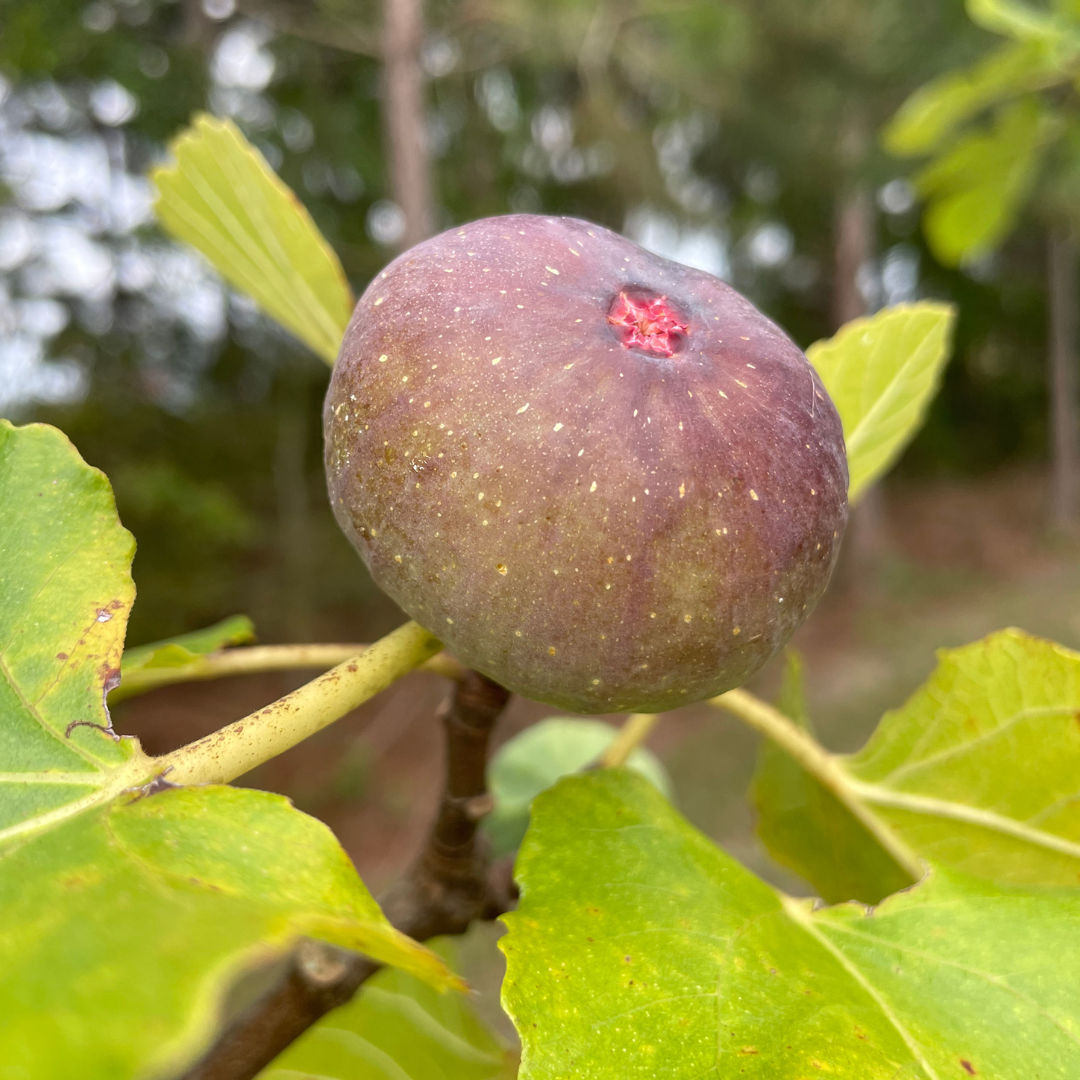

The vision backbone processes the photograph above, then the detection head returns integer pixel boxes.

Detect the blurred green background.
[3,0,1080,890]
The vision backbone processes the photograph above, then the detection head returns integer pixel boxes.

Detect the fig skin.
[324,214,847,713]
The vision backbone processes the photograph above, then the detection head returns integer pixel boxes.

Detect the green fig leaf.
[966,0,1069,43]
[0,421,456,1080]
[122,614,256,670]
[884,41,1061,156]
[844,627,1080,885]
[915,98,1050,266]
[751,653,920,905]
[750,629,1080,903]
[502,769,1080,1080]
[485,717,670,856]
[808,302,956,502]
[259,938,516,1080]
[152,113,353,365]
[112,614,256,702]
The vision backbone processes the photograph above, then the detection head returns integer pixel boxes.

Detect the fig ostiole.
[324,214,847,713]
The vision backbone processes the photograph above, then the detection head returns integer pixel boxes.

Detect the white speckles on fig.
[324,213,847,713]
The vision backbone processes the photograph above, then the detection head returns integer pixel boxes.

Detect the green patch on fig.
[325,215,847,712]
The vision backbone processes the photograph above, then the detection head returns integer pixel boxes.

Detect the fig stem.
[151,621,444,786]
[601,712,661,768]
[111,643,465,702]
[711,687,925,884]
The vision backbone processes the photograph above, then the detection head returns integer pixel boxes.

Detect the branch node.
[462,792,496,820]
[295,940,350,988]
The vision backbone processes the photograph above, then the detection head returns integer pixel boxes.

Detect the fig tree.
[324,214,847,713]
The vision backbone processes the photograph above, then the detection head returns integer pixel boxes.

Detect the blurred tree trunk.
[274,368,315,642]
[180,0,214,48]
[1048,225,1080,531]
[382,0,433,249]
[832,108,887,596]
[832,185,872,329]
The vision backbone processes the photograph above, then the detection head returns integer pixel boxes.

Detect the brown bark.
[383,0,434,249]
[180,0,215,48]
[1048,225,1080,530]
[833,183,888,595]
[178,671,512,1080]
[832,185,873,330]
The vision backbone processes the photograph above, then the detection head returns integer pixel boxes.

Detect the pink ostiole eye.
[608,291,688,357]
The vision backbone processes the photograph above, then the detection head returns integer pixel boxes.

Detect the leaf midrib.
[159,124,347,360]
[780,895,941,1080]
[843,319,940,461]
[212,124,347,349]
[849,780,1080,861]
[0,772,107,785]
[818,918,1080,1052]
[0,757,147,848]
[863,702,1076,786]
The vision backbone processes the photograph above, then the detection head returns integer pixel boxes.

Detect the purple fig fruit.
[324,214,847,713]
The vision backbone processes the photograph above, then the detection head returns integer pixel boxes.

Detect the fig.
[324,214,847,713]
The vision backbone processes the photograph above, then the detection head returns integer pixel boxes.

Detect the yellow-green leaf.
[111,614,256,702]
[485,716,670,856]
[122,613,255,670]
[967,0,1069,42]
[503,769,1080,1080]
[152,113,353,364]
[807,302,956,502]
[884,41,1059,156]
[0,420,456,1080]
[260,938,516,1080]
[846,628,1080,886]
[750,629,1080,903]
[751,653,915,905]
[915,97,1050,265]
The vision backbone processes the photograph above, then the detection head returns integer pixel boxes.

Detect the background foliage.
[0,0,1064,648]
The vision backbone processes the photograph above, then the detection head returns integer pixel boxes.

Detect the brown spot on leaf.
[960,1061,976,1076]
[100,665,121,696]
[738,1047,759,1056]
[56,652,68,660]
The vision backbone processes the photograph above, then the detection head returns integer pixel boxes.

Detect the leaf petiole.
[152,621,443,786]
[711,687,925,884]
[112,642,465,701]
[600,712,662,768]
